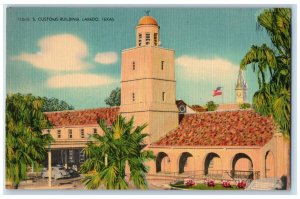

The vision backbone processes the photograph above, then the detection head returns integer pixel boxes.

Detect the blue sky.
[6,7,271,109]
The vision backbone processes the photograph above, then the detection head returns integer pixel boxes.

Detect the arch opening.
[156,152,170,173]
[178,152,193,174]
[204,153,222,178]
[265,151,275,178]
[232,153,254,179]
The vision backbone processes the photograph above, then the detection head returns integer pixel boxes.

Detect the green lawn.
[170,182,242,190]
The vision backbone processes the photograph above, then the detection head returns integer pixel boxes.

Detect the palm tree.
[240,8,291,136]
[6,93,53,189]
[240,8,291,188]
[80,115,155,190]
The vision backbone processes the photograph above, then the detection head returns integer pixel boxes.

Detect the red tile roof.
[44,107,119,127]
[153,110,276,147]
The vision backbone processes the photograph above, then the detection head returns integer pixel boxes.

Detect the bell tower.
[235,69,248,104]
[120,14,178,145]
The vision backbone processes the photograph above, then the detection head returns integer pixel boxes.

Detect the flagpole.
[222,86,224,104]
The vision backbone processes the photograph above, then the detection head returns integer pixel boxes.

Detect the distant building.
[235,69,248,104]
[43,15,289,183]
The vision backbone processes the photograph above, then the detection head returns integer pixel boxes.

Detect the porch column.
[48,149,52,187]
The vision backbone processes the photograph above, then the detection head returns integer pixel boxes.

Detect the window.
[138,33,142,46]
[79,150,85,163]
[47,129,51,134]
[68,129,73,139]
[132,93,135,102]
[57,130,61,138]
[162,92,165,101]
[154,33,158,46]
[161,61,164,70]
[146,33,150,45]
[93,128,97,134]
[80,129,85,138]
[132,61,135,70]
[68,150,74,163]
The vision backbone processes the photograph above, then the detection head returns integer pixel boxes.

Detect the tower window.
[80,129,85,138]
[161,61,164,70]
[132,93,135,101]
[68,129,73,139]
[57,130,61,138]
[138,33,142,47]
[132,61,135,70]
[154,33,158,46]
[146,33,150,45]
[162,92,165,101]
[93,128,97,134]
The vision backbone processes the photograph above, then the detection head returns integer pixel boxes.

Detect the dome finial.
[144,10,150,16]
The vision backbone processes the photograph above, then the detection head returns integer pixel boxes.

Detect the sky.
[6,7,272,109]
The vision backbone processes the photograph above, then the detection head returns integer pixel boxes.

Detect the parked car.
[41,166,71,180]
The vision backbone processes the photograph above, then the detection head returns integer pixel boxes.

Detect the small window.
[93,128,97,134]
[132,61,135,70]
[132,93,135,102]
[68,129,73,139]
[47,129,51,134]
[79,150,85,163]
[154,33,158,46]
[57,130,61,138]
[146,33,150,45]
[162,92,165,101]
[80,129,85,138]
[161,61,164,70]
[138,33,142,47]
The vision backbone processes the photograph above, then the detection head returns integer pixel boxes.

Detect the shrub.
[222,180,231,188]
[184,178,196,186]
[206,101,218,111]
[237,180,247,189]
[239,103,251,109]
[204,179,215,187]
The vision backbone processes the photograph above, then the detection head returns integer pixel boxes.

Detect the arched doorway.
[156,152,170,173]
[178,152,194,174]
[232,153,253,179]
[204,153,222,177]
[265,151,275,178]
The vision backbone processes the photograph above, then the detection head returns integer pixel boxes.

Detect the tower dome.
[138,16,158,26]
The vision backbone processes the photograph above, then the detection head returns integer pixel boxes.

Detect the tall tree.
[42,97,74,112]
[80,115,155,190]
[105,87,121,107]
[6,93,53,189]
[240,8,291,137]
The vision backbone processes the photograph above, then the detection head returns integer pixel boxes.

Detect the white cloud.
[47,73,116,88]
[11,34,90,71]
[176,56,239,84]
[94,52,118,64]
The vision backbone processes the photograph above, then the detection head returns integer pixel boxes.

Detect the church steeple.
[235,69,247,104]
[236,69,247,90]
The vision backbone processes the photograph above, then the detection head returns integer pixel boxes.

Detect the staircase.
[246,178,283,190]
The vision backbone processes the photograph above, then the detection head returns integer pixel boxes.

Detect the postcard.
[5,6,292,191]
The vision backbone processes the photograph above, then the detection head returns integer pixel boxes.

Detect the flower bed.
[170,180,242,190]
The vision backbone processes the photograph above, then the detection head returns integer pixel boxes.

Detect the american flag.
[213,86,222,97]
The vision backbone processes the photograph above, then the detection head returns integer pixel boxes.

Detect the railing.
[147,170,260,185]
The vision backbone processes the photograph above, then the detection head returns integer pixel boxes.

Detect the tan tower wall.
[120,45,178,144]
